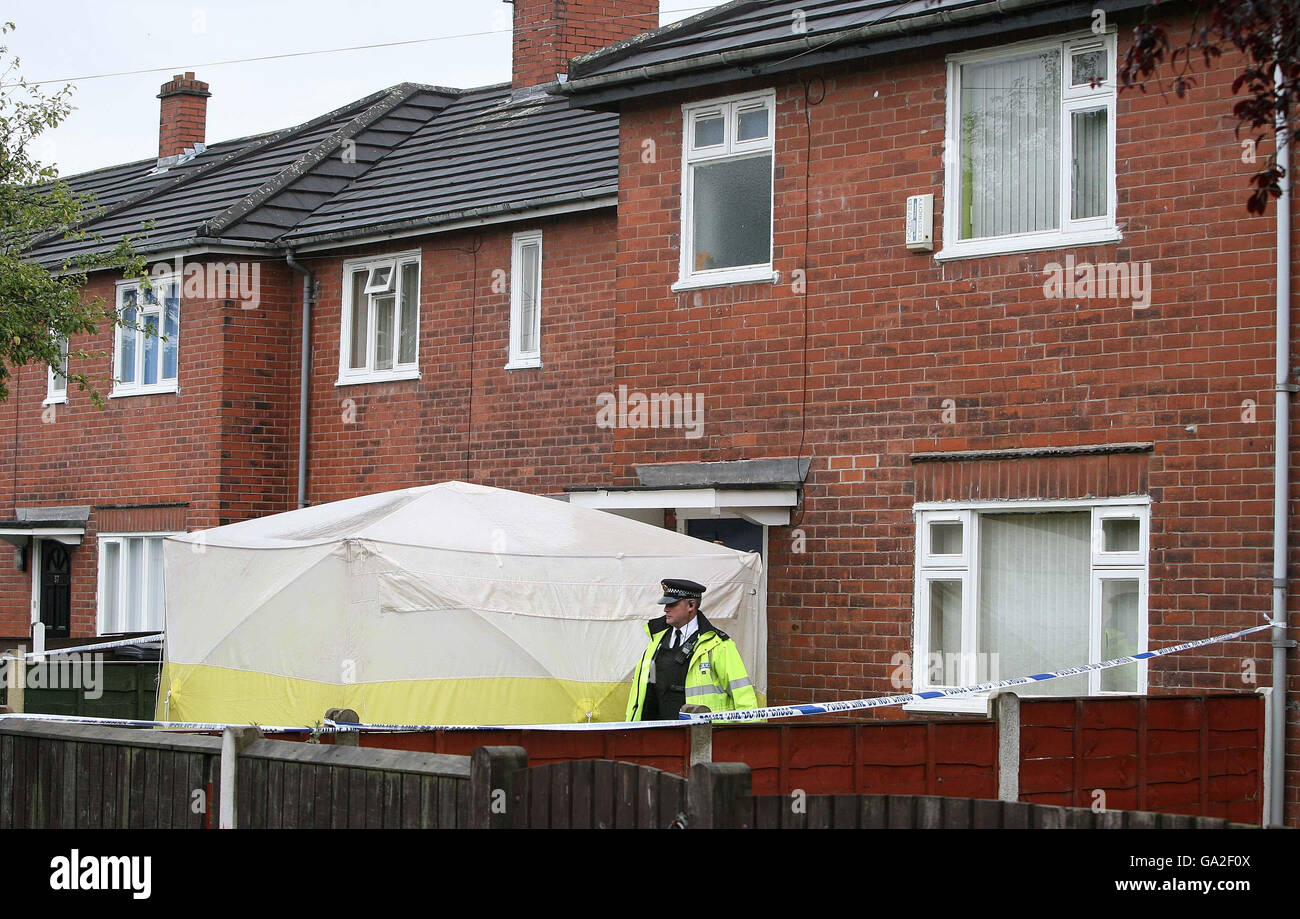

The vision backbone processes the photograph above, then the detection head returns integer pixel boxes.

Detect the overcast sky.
[4,1,702,177]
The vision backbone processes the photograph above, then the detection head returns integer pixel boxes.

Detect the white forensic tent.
[157,481,765,726]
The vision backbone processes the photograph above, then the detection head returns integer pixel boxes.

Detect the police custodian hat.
[656,578,707,605]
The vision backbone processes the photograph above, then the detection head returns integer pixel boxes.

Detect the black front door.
[685,518,763,557]
[40,541,72,639]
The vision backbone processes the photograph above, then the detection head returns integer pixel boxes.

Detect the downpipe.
[285,251,316,509]
[1271,59,1294,828]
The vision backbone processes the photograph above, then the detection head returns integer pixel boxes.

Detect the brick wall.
[296,210,621,503]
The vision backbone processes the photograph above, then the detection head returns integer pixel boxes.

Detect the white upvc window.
[338,251,421,385]
[97,533,178,634]
[113,278,180,396]
[911,498,1149,712]
[507,230,543,369]
[939,30,1119,260]
[45,334,69,405]
[675,90,777,290]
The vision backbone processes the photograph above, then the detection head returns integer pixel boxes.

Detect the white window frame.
[938,29,1120,261]
[363,261,396,296]
[112,277,181,397]
[45,333,69,405]
[96,532,180,635]
[507,230,543,370]
[674,89,779,291]
[337,250,421,386]
[909,497,1150,713]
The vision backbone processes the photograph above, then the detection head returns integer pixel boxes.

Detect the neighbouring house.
[2,0,1295,825]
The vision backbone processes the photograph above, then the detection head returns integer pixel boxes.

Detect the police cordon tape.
[0,712,320,733]
[0,622,1273,734]
[0,633,164,663]
[675,622,1276,724]
[325,622,1275,731]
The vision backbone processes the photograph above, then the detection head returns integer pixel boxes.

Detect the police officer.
[625,578,759,721]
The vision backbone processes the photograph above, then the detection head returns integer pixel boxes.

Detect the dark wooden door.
[40,542,72,638]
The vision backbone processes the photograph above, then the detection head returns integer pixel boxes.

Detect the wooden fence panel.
[509,760,685,829]
[0,721,470,829]
[0,734,13,829]
[0,718,1266,830]
[1018,694,1263,824]
[572,760,594,829]
[726,792,1262,829]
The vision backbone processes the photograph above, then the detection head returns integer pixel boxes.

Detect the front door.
[40,541,72,639]
[685,517,763,557]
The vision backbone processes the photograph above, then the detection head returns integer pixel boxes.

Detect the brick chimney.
[511,0,658,89]
[157,72,210,159]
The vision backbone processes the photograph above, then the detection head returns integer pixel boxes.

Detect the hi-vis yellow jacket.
[625,612,759,721]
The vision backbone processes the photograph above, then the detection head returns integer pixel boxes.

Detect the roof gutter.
[557,0,1150,102]
[42,192,618,271]
[283,190,617,252]
[41,239,275,277]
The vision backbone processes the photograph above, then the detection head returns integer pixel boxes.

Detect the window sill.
[905,690,1146,714]
[902,694,993,716]
[110,383,179,399]
[935,227,1122,261]
[43,394,67,407]
[671,267,779,292]
[335,369,421,387]
[504,358,542,371]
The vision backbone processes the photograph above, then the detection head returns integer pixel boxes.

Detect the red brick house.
[3,0,1295,825]
[549,0,1296,825]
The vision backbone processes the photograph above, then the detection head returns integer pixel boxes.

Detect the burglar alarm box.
[905,193,934,252]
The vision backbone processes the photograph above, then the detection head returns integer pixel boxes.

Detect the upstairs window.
[46,334,69,405]
[677,90,775,289]
[941,32,1118,259]
[339,252,421,385]
[507,231,543,369]
[113,278,179,396]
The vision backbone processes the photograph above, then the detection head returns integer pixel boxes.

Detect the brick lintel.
[909,442,1155,464]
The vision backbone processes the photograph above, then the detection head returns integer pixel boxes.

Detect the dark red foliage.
[1117,0,1299,215]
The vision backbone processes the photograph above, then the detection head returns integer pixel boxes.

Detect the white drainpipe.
[1270,58,1294,828]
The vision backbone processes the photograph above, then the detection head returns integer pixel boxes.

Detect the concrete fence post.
[470,746,528,829]
[324,707,361,746]
[218,726,261,829]
[680,704,712,766]
[4,649,24,713]
[686,761,750,829]
[995,691,1021,803]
